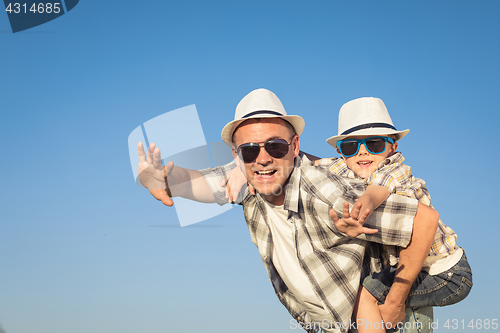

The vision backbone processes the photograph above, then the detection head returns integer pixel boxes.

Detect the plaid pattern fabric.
[200,154,418,333]
[318,152,459,266]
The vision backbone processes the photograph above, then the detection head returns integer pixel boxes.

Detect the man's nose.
[255,146,272,164]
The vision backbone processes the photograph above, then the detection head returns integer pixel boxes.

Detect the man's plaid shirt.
[200,154,418,332]
[317,152,459,266]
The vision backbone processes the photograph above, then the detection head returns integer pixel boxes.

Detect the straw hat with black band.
[326,97,410,147]
[221,88,305,146]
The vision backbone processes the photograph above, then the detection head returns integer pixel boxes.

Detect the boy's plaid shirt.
[317,152,460,266]
[200,154,418,332]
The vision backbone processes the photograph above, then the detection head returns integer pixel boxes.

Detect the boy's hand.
[137,142,174,206]
[351,193,375,220]
[329,202,378,237]
[248,183,256,195]
[221,167,253,203]
[220,167,257,203]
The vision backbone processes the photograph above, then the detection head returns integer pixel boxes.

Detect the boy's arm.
[353,184,391,218]
[137,142,219,205]
[334,185,390,237]
[330,202,377,236]
[335,156,405,236]
[221,167,251,203]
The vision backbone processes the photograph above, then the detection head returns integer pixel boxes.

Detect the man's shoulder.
[298,154,335,177]
[314,157,343,169]
[297,154,362,191]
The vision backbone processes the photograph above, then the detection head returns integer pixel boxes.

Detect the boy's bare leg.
[354,287,386,333]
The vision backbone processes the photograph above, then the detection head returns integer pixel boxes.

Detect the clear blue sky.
[1,1,498,332]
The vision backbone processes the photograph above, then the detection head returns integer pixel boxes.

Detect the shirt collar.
[378,151,404,168]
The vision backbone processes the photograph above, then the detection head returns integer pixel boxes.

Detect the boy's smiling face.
[338,135,398,179]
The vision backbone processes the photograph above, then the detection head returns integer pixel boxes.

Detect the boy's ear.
[391,142,399,154]
[336,148,347,161]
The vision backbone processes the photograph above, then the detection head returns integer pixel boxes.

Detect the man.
[137,89,438,333]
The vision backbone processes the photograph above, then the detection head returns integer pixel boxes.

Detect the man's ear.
[231,146,241,167]
[292,135,300,157]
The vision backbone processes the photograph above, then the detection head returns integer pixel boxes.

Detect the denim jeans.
[362,249,472,308]
[386,306,434,333]
[332,307,433,333]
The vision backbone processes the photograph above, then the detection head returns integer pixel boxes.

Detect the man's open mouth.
[357,161,373,165]
[255,170,277,176]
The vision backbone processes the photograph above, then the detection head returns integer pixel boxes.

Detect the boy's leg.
[386,307,434,333]
[363,250,472,309]
[353,287,386,333]
[362,250,471,333]
[406,249,472,308]
[361,266,430,332]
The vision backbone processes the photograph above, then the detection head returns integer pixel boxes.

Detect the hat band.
[242,110,284,118]
[341,122,397,135]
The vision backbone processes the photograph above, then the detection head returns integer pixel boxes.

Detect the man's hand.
[137,142,174,206]
[379,300,406,329]
[329,202,378,237]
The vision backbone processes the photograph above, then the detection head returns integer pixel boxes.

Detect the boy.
[321,97,472,332]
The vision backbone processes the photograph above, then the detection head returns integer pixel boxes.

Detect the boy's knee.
[359,286,379,305]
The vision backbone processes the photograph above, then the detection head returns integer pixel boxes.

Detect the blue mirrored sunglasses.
[336,136,395,157]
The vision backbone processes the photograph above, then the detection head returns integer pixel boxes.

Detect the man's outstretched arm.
[137,142,216,205]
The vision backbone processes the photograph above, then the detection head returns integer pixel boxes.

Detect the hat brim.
[221,114,305,146]
[326,128,410,148]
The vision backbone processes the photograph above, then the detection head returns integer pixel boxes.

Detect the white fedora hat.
[221,88,305,145]
[326,97,410,147]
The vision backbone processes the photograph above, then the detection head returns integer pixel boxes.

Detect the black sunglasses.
[236,138,293,163]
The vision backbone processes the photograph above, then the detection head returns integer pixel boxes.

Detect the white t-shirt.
[264,200,333,323]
